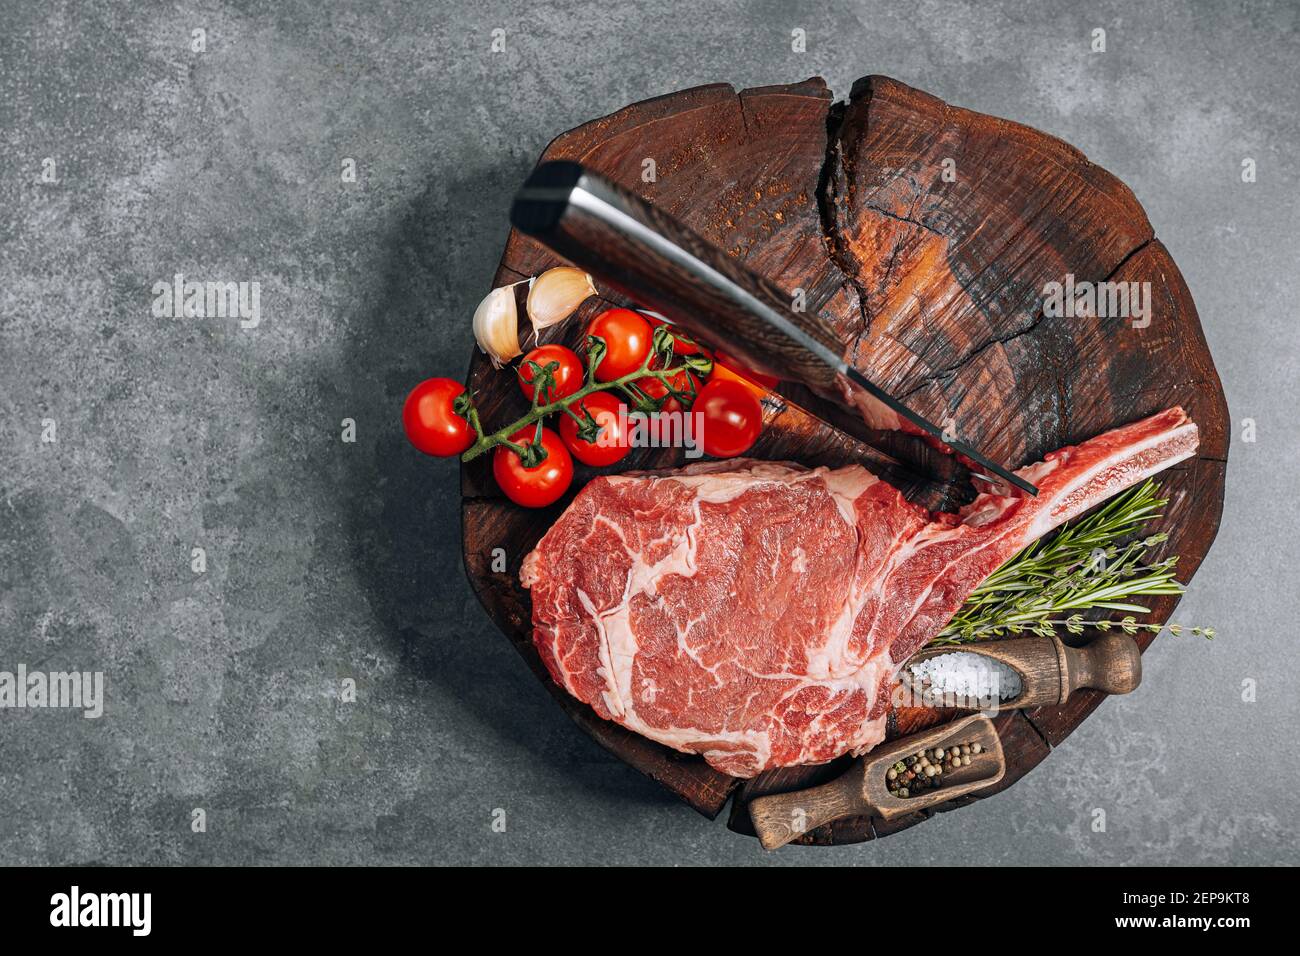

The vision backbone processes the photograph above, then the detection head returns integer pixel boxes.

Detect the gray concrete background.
[1,0,1297,865]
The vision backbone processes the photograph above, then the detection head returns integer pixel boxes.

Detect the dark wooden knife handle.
[510,161,843,390]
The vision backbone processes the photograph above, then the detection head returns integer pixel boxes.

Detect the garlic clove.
[473,285,522,368]
[526,267,596,332]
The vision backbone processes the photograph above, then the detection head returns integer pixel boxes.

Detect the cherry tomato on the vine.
[559,392,632,467]
[644,315,706,356]
[492,426,574,507]
[695,378,764,458]
[518,344,584,404]
[633,367,700,414]
[403,377,475,457]
[587,308,652,381]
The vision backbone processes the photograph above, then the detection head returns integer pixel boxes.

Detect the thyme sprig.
[932,479,1215,646]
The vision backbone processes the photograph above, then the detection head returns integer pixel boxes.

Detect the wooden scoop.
[748,713,1004,850]
[903,633,1142,712]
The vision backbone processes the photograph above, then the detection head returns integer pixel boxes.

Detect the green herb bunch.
[933,479,1215,646]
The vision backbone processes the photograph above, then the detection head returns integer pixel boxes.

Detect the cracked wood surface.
[460,75,1228,842]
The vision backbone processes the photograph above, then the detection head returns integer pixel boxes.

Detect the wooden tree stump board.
[460,75,1228,844]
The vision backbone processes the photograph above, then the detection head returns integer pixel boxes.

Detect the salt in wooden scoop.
[903,632,1142,712]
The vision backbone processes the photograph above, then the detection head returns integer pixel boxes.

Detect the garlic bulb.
[472,285,522,368]
[526,267,596,332]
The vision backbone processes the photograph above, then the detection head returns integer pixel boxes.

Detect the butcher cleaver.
[509,160,1038,496]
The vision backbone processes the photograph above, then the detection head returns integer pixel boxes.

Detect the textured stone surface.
[1,0,1297,864]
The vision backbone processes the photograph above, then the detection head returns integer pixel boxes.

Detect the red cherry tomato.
[403,377,475,457]
[645,315,705,356]
[695,378,763,458]
[586,308,652,381]
[559,392,632,467]
[492,426,574,507]
[518,344,584,404]
[633,368,700,414]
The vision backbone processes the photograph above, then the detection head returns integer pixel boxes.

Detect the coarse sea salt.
[908,651,1023,702]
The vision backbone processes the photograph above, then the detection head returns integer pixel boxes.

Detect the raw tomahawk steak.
[521,407,1199,777]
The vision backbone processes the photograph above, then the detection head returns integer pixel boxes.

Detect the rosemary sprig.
[932,479,1215,646]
